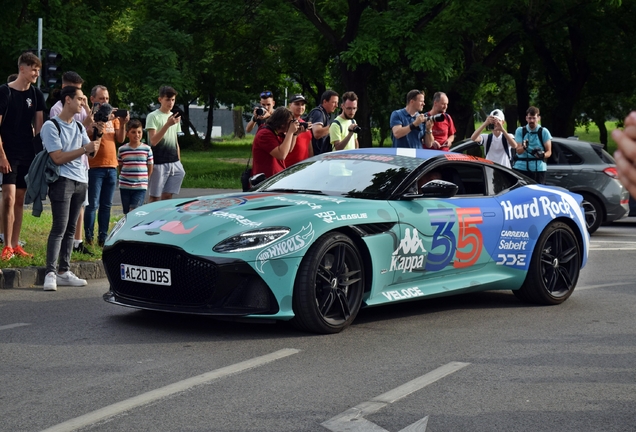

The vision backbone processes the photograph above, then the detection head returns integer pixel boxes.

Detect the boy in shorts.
[145,86,184,202]
[117,119,154,214]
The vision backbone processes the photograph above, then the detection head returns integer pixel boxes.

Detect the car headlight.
[106,215,127,242]
[213,227,290,253]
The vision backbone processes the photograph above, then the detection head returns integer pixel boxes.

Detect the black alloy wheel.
[514,221,581,305]
[292,233,364,334]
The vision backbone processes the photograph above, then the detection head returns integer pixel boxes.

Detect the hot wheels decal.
[255,223,315,273]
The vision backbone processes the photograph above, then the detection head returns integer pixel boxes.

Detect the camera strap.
[521,126,545,171]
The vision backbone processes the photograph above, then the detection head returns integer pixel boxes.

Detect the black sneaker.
[98,239,105,247]
[73,242,94,256]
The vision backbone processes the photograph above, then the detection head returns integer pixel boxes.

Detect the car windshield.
[256,153,417,199]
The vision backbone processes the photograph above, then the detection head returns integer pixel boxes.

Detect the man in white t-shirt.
[470,109,518,168]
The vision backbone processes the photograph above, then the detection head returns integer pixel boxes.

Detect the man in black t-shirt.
[0,52,46,260]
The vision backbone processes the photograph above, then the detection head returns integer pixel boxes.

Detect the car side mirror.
[403,180,459,199]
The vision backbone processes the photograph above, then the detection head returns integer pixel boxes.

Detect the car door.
[388,162,505,288]
[545,141,583,189]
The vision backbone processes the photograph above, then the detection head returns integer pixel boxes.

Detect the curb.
[0,261,106,289]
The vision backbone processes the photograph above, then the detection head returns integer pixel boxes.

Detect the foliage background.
[1,0,634,147]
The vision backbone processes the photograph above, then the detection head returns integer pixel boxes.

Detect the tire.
[514,221,581,305]
[581,195,603,234]
[291,233,365,334]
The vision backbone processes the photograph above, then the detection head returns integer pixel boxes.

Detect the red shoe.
[13,245,33,258]
[1,246,14,261]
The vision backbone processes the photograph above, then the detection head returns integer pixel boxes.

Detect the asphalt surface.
[1,220,635,431]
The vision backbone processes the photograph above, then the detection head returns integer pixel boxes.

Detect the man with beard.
[513,106,552,184]
[329,91,360,151]
[0,53,46,260]
[285,94,313,166]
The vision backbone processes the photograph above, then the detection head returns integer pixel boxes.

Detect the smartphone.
[92,102,100,114]
[171,108,182,118]
[114,109,128,118]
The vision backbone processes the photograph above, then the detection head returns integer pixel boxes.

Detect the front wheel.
[514,221,581,305]
[291,233,365,334]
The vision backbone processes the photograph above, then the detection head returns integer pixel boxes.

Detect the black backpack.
[485,133,512,163]
[32,118,84,154]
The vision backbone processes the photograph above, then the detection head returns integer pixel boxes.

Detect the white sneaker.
[43,272,57,291]
[56,271,87,287]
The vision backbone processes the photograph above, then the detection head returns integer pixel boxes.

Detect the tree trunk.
[233,108,245,138]
[593,116,608,147]
[206,92,215,147]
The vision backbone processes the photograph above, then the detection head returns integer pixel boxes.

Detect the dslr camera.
[424,112,445,123]
[93,103,113,123]
[531,148,545,159]
[351,125,362,133]
[297,121,311,132]
[254,106,266,117]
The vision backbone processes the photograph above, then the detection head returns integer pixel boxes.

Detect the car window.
[485,166,519,195]
[555,142,583,164]
[592,145,615,164]
[439,163,487,196]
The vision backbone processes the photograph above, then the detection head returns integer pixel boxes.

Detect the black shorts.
[2,161,31,189]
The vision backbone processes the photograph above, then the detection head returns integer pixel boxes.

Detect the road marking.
[322,361,470,432]
[577,281,635,291]
[41,348,300,432]
[0,323,30,331]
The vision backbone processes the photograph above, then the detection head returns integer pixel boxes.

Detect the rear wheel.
[581,195,603,234]
[514,221,581,305]
[291,233,364,334]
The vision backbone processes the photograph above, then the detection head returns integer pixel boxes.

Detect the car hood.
[108,191,397,253]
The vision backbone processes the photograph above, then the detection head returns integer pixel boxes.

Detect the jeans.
[120,189,146,214]
[46,177,87,274]
[85,167,117,243]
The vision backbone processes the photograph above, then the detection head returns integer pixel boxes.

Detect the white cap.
[490,109,505,122]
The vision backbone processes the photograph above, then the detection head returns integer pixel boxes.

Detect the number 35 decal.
[426,207,483,271]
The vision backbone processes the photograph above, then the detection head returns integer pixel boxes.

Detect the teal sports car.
[103,148,589,334]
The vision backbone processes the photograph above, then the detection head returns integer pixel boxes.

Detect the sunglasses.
[260,91,273,98]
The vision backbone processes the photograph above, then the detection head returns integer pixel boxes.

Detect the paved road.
[1,220,635,431]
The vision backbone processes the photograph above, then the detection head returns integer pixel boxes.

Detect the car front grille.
[102,242,278,314]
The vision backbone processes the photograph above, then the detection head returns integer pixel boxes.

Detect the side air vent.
[351,222,396,236]
[247,205,292,211]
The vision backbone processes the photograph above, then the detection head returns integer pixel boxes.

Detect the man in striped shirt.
[117,119,153,214]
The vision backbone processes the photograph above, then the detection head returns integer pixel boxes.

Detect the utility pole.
[37,18,43,88]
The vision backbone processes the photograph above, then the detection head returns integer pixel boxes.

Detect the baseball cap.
[289,94,306,103]
[490,109,505,122]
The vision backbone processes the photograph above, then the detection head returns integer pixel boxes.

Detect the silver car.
[451,137,629,234]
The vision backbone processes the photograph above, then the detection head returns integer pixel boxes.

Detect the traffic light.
[43,51,62,89]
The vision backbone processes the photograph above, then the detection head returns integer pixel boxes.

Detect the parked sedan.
[452,137,629,234]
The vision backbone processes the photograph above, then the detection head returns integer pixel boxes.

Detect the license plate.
[120,264,171,286]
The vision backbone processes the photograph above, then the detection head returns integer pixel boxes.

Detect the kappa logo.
[390,228,426,273]
[255,223,315,273]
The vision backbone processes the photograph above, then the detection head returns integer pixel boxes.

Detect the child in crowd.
[117,119,153,214]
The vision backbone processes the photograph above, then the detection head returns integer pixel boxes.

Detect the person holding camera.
[252,107,299,179]
[426,92,455,151]
[329,91,360,151]
[470,109,518,168]
[391,89,434,149]
[146,86,185,203]
[285,94,313,166]
[513,106,552,184]
[246,90,275,133]
[41,86,102,290]
[84,85,128,247]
